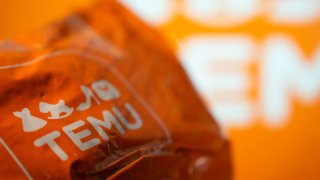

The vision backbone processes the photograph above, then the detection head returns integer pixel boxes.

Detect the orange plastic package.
[0,0,231,179]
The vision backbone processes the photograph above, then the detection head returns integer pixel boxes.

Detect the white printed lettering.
[87,110,125,141]
[34,131,68,161]
[113,103,143,130]
[62,120,100,151]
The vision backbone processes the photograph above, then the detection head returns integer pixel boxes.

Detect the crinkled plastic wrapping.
[0,0,231,179]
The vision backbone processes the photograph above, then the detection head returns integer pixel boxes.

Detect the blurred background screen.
[0,0,319,179]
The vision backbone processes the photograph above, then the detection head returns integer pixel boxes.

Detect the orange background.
[0,0,319,179]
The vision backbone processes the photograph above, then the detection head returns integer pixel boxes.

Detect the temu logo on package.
[0,51,171,170]
[14,79,145,161]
